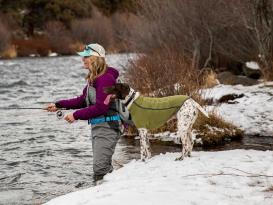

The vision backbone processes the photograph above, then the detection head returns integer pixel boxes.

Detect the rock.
[243,62,262,79]
[218,93,245,104]
[217,71,258,86]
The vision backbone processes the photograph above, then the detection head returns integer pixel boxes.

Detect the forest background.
[1,0,273,81]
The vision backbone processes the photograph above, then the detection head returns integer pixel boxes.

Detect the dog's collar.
[123,88,140,109]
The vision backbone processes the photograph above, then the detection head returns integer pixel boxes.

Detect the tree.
[252,0,273,79]
[22,0,93,36]
[0,19,10,52]
[92,0,136,15]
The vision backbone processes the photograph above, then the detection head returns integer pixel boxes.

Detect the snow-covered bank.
[45,150,273,205]
[202,82,273,136]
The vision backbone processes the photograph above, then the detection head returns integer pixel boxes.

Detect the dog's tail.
[190,98,209,118]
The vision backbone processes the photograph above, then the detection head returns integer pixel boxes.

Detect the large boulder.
[217,71,258,86]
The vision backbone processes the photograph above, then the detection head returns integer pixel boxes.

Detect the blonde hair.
[86,56,107,82]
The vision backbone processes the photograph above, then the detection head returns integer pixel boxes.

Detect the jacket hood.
[106,67,119,79]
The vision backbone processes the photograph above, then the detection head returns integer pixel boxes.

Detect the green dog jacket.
[129,95,189,130]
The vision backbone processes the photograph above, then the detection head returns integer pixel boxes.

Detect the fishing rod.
[2,107,46,110]
[0,107,67,119]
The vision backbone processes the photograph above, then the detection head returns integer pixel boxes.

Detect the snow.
[201,82,273,136]
[246,61,260,70]
[48,52,58,57]
[45,150,273,205]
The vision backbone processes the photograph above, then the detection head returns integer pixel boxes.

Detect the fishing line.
[0,107,44,109]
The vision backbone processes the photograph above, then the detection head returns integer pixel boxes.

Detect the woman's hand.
[64,113,76,123]
[44,103,58,112]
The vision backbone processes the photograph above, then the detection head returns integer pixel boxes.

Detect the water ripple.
[0,80,29,88]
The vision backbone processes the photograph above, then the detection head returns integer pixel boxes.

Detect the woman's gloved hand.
[44,103,58,112]
[64,113,76,123]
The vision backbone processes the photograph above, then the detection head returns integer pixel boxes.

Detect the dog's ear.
[116,83,124,90]
[122,83,131,95]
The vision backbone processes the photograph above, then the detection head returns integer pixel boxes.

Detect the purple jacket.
[56,67,119,120]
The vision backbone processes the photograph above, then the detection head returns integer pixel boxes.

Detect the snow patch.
[246,61,260,70]
[45,150,273,205]
[201,82,273,136]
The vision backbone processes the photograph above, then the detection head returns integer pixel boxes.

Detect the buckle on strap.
[88,115,121,125]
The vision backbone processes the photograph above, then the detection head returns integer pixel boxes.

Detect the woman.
[45,43,121,181]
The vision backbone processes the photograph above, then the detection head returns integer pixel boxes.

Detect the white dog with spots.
[104,83,209,161]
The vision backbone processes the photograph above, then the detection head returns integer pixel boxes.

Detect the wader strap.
[88,115,121,125]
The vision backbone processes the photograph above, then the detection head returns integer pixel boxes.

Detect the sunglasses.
[85,45,101,56]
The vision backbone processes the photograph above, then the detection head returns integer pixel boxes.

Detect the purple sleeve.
[73,74,115,120]
[56,85,87,109]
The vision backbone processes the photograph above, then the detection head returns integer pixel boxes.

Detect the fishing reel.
[56,110,64,119]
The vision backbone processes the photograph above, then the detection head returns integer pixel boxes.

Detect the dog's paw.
[175,156,184,161]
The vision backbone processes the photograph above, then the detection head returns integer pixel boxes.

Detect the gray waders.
[86,85,122,180]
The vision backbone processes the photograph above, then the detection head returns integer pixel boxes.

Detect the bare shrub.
[125,50,200,98]
[0,19,11,52]
[130,0,217,65]
[111,12,139,52]
[130,0,268,73]
[248,0,273,80]
[71,8,113,49]
[45,21,74,55]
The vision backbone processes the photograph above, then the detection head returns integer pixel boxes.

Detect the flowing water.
[0,55,272,205]
[0,55,140,205]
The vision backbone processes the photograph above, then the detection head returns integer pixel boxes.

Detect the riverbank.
[45,149,273,205]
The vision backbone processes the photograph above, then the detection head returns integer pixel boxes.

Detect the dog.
[104,83,209,161]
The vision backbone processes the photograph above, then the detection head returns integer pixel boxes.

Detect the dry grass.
[0,44,17,58]
[124,110,243,147]
[198,68,220,89]
[148,110,243,147]
[264,185,273,192]
[193,111,243,146]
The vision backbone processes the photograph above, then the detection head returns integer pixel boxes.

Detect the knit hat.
[77,43,105,58]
